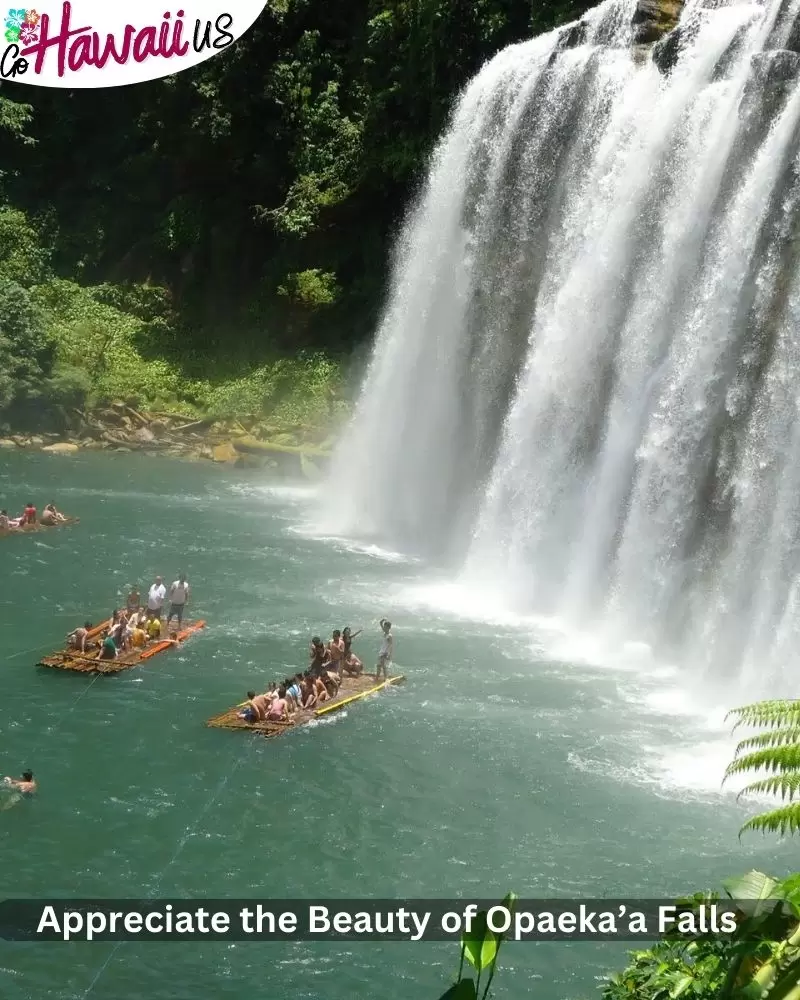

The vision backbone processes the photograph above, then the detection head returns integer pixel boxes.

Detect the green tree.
[0,277,52,414]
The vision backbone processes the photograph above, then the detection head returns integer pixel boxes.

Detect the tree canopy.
[0,0,591,425]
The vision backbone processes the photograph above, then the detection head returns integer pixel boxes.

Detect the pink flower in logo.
[18,20,36,42]
[24,8,39,26]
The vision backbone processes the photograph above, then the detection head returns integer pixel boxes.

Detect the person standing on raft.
[376,619,394,681]
[166,574,190,628]
[126,584,141,614]
[147,576,166,620]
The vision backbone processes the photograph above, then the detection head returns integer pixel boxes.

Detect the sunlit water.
[0,452,792,1000]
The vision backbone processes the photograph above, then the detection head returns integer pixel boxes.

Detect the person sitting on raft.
[146,613,162,640]
[267,687,290,721]
[238,690,272,723]
[0,509,22,530]
[4,770,36,794]
[286,674,303,711]
[109,610,130,651]
[98,634,118,661]
[341,626,363,676]
[67,621,93,653]
[130,620,148,648]
[40,503,67,525]
[312,673,330,705]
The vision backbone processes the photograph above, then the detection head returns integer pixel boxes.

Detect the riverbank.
[0,401,340,479]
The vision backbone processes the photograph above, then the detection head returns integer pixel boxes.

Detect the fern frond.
[735,728,800,757]
[739,803,800,838]
[726,701,800,731]
[736,774,800,802]
[725,746,800,781]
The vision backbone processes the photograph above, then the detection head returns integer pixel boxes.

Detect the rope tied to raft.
[81,742,250,999]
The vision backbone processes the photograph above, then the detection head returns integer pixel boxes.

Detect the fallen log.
[232,436,331,459]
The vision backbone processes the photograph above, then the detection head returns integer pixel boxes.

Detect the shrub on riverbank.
[0,206,347,438]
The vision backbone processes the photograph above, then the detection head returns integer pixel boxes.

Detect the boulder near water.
[211,441,238,463]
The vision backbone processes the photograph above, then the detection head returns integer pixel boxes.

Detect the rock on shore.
[0,402,334,480]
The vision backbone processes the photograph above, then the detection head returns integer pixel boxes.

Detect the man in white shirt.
[166,573,190,627]
[147,576,167,619]
[376,618,393,681]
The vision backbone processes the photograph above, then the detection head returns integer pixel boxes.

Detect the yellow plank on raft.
[313,674,405,717]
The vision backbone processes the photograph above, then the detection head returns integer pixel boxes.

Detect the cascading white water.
[322,0,800,692]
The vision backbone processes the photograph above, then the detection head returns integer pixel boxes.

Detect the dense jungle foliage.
[0,0,590,429]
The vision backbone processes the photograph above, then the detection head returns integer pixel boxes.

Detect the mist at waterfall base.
[322,0,800,711]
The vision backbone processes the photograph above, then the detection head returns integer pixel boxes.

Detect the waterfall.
[323,0,800,691]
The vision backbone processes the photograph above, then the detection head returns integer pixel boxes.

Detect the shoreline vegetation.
[0,0,683,482]
[0,0,613,473]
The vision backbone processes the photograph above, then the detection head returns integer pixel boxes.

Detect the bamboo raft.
[37,619,206,673]
[206,674,406,738]
[0,516,79,538]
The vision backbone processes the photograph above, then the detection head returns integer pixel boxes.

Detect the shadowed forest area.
[0,0,588,434]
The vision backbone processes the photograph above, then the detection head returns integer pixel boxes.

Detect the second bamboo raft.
[0,516,79,538]
[37,619,206,673]
[206,674,405,738]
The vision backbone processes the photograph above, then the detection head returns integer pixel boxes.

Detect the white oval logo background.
[1,1,269,87]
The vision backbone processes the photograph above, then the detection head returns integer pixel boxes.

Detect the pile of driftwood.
[71,401,234,454]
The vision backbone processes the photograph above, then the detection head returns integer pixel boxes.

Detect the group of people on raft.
[67,574,191,660]
[238,619,395,724]
[0,502,70,530]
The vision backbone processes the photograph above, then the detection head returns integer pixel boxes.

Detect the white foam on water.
[348,565,778,802]
[230,483,318,503]
[289,524,420,564]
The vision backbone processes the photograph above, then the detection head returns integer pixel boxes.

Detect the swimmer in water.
[1,770,36,809]
[4,770,36,794]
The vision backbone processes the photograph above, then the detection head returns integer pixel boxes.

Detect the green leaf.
[462,911,491,972]
[670,974,693,997]
[779,873,800,908]
[438,980,477,1000]
[479,928,498,970]
[725,700,800,731]
[721,870,779,902]
[740,805,800,839]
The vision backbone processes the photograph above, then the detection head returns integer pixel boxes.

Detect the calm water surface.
[0,451,792,999]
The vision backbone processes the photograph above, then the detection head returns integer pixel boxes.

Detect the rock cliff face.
[630,0,685,44]
[558,0,685,52]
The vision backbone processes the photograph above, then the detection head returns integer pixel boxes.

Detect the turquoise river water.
[0,451,793,1000]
